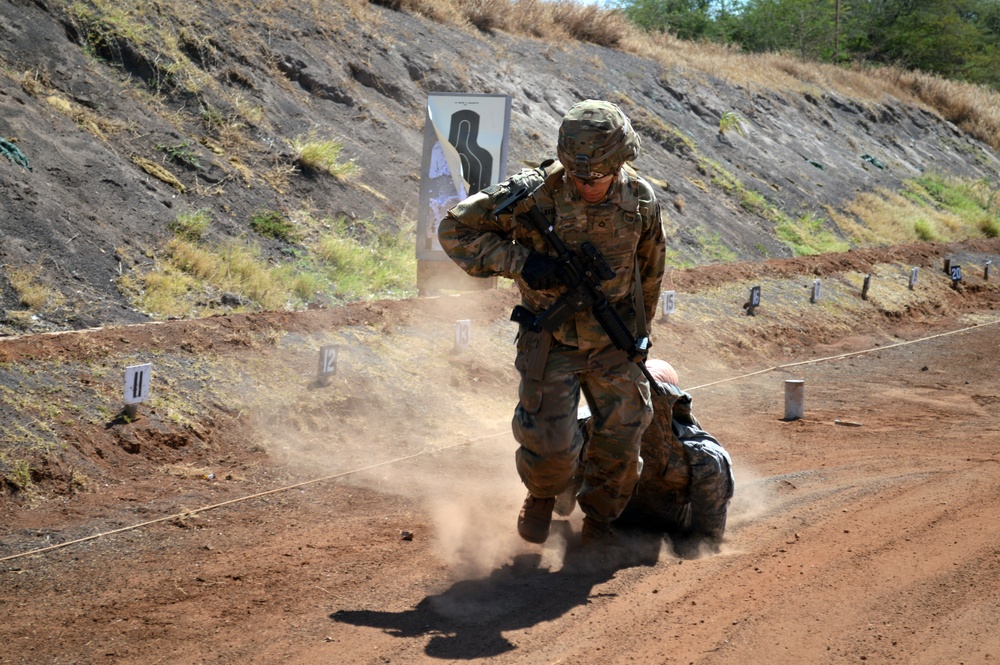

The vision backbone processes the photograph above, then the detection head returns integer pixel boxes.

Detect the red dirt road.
[2,244,999,664]
[2,318,998,664]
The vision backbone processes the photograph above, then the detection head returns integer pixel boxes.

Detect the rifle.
[492,174,666,396]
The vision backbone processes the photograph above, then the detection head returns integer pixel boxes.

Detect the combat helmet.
[557,100,640,180]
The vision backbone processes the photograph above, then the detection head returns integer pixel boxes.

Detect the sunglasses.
[571,170,617,185]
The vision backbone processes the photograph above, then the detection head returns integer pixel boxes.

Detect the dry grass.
[548,1,632,47]
[639,23,1000,152]
[120,211,417,318]
[287,131,361,180]
[625,34,1000,153]
[161,463,214,479]
[41,92,126,141]
[131,155,186,193]
[6,266,66,311]
[867,68,1000,152]
[387,0,631,46]
[375,0,1000,152]
[119,238,299,317]
[829,173,1000,246]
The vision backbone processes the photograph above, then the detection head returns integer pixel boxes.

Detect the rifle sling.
[634,259,647,340]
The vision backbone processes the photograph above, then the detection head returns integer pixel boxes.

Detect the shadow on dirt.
[331,535,664,659]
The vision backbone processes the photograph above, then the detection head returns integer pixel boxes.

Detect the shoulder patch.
[635,175,657,217]
[613,171,641,213]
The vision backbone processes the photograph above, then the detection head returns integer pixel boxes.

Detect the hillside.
[2,0,1000,335]
[3,2,1000,662]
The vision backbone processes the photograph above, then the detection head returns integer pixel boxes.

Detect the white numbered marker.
[124,363,152,405]
[660,291,676,318]
[318,345,339,378]
[454,319,471,351]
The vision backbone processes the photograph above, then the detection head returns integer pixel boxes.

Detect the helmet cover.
[557,100,640,180]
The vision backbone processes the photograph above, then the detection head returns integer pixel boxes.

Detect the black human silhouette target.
[448,109,493,195]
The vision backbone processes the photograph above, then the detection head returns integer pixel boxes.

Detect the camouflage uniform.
[439,101,667,530]
[615,378,734,550]
[569,371,733,556]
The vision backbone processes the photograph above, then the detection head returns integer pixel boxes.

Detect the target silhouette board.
[416,93,512,292]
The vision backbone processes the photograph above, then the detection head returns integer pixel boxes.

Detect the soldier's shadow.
[330,529,663,660]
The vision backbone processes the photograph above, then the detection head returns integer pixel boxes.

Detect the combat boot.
[695,511,727,552]
[517,493,555,544]
[581,515,618,547]
[554,470,584,517]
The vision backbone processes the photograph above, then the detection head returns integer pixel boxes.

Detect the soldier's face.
[570,171,616,203]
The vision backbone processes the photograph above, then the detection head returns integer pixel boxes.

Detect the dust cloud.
[249,290,764,576]
[728,463,780,529]
[246,292,547,576]
[427,474,542,573]
[260,397,547,576]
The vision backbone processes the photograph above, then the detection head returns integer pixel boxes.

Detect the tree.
[730,0,838,60]
[612,0,733,41]
[614,0,1000,89]
[857,0,1000,86]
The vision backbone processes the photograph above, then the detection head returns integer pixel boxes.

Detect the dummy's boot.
[692,510,727,552]
[517,493,555,544]
[674,510,727,559]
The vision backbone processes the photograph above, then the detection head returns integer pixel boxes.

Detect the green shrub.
[156,141,202,169]
[168,209,211,240]
[251,209,297,242]
[776,212,849,256]
[719,111,745,136]
[692,227,737,263]
[914,218,938,241]
[740,189,767,214]
[910,174,1000,240]
[315,216,415,298]
[287,132,360,180]
[980,217,1000,238]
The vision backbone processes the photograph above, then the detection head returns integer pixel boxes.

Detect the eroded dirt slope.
[3,0,1000,332]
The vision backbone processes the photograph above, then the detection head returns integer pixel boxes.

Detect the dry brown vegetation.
[375,0,630,45]
[60,0,1000,162]
[376,0,1000,152]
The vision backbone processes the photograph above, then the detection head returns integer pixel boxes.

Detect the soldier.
[439,100,666,546]
[564,358,734,558]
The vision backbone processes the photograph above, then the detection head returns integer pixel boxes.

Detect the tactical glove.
[507,168,545,196]
[520,252,564,291]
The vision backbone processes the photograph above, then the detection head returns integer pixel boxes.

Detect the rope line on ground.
[3,318,996,564]
[685,318,999,391]
[0,433,503,564]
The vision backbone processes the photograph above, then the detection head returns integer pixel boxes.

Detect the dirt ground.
[2,245,1000,664]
